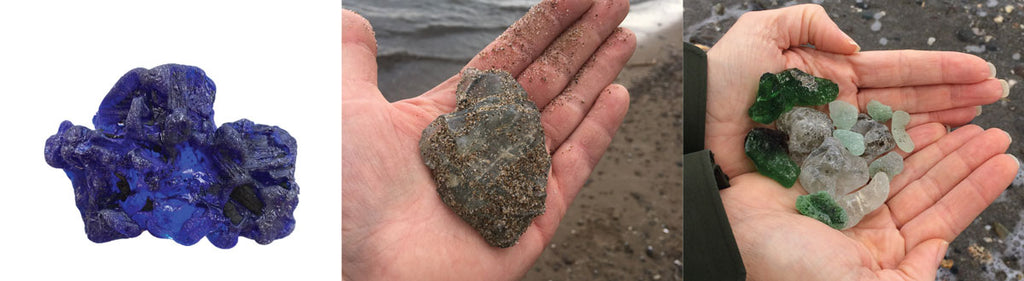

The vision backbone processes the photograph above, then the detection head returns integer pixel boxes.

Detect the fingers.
[900,154,1017,247]
[855,78,1004,114]
[849,50,993,88]
[889,127,1011,227]
[464,0,595,76]
[772,4,860,54]
[342,9,382,102]
[883,122,945,193]
[419,0,610,109]
[905,106,981,128]
[518,0,631,109]
[894,122,948,159]
[540,28,635,150]
[545,85,629,218]
[885,239,947,281]
[890,125,984,194]
[732,4,858,54]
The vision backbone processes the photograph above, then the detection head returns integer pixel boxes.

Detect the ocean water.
[344,0,660,101]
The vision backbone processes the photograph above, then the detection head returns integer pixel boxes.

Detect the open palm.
[342,0,636,279]
[705,5,1018,280]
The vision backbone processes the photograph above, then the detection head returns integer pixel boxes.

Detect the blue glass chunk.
[44,64,298,249]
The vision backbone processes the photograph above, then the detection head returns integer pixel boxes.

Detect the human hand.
[705,4,1007,177]
[704,4,1018,280]
[721,123,1017,280]
[342,0,635,279]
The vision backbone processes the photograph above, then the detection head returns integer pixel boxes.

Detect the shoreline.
[616,0,684,88]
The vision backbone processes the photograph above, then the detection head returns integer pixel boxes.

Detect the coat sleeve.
[682,42,746,281]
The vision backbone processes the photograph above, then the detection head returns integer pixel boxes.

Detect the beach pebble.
[956,29,981,43]
[712,3,724,15]
[1014,64,1024,79]
[941,259,954,269]
[855,0,868,9]
[993,222,1009,239]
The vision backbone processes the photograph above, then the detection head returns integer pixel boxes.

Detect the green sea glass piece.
[866,100,893,122]
[833,129,866,156]
[890,111,914,153]
[796,191,848,230]
[744,128,800,187]
[829,100,858,130]
[748,68,839,124]
[869,152,904,181]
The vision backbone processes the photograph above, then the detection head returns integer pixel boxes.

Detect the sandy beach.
[524,1,684,279]
[524,42,683,281]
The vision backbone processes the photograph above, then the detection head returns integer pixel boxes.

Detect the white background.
[0,1,341,280]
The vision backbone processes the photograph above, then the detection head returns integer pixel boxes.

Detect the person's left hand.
[342,0,636,280]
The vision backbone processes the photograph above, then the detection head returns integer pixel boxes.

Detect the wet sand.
[524,15,684,280]
[685,1,1024,280]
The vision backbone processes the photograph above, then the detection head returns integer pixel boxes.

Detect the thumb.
[894,239,948,281]
[771,4,860,54]
[343,9,381,100]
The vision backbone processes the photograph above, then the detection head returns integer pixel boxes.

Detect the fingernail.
[1009,154,1021,168]
[989,62,997,78]
[1004,130,1013,143]
[850,40,861,52]
[977,105,984,116]
[936,241,949,265]
[944,124,952,133]
[1001,79,1010,98]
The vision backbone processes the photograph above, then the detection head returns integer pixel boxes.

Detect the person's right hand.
[704,4,1019,280]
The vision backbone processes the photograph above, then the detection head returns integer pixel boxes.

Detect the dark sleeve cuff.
[683,42,746,280]
[683,43,708,154]
[684,150,745,281]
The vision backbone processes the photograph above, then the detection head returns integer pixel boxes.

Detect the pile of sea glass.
[744,69,910,230]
